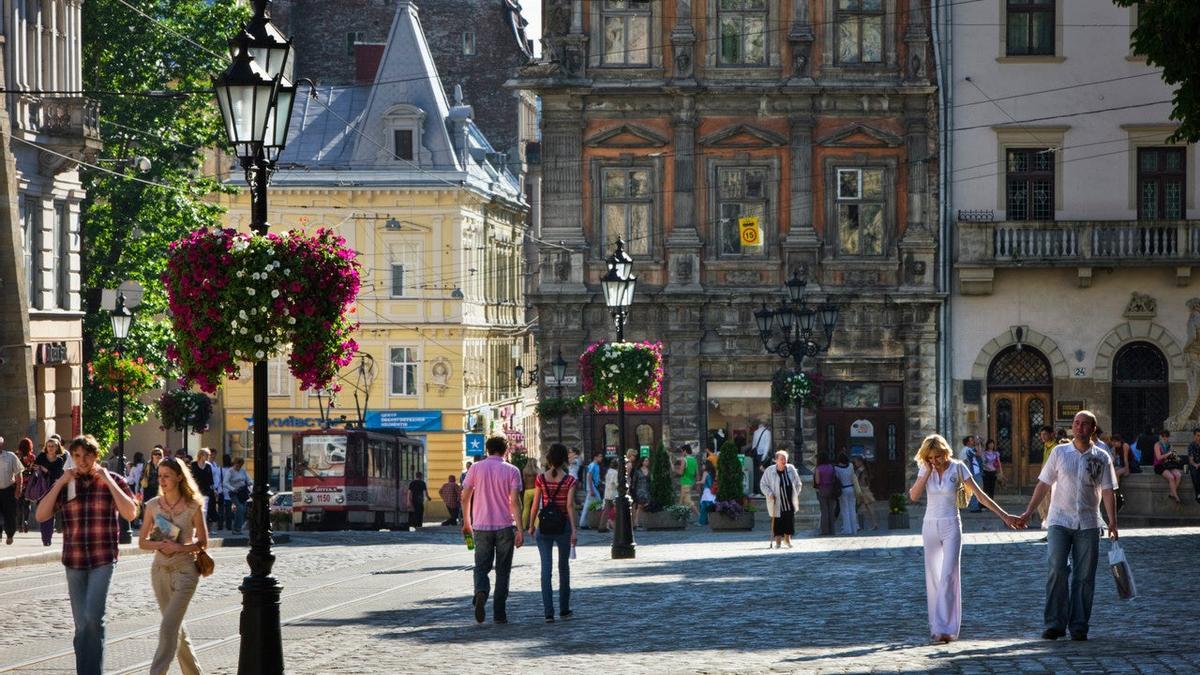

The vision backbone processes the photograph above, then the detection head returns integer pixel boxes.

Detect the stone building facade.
[0,0,96,441]
[515,0,940,498]
[946,2,1199,490]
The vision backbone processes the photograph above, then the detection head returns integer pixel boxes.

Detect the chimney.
[354,43,386,85]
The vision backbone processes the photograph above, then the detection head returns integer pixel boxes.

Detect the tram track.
[0,549,464,673]
[0,550,249,601]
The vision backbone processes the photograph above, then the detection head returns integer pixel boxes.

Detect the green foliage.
[80,1,248,446]
[889,493,909,515]
[648,442,674,509]
[1115,0,1200,143]
[716,440,745,502]
[535,396,583,419]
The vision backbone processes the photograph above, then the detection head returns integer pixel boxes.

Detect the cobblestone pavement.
[0,521,1196,674]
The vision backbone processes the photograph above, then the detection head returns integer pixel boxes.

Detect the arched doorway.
[987,346,1052,489]
[1111,341,1169,465]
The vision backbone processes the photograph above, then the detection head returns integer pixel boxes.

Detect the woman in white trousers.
[833,453,858,535]
[909,434,1018,643]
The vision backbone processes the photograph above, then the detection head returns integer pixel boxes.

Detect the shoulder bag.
[193,546,215,577]
[24,471,50,502]
[955,466,971,510]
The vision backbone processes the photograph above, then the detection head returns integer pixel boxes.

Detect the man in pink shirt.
[462,436,524,624]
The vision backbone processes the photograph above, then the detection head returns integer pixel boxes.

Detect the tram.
[291,428,426,531]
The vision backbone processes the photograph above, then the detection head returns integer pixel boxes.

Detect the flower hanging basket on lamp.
[156,389,214,433]
[770,369,822,409]
[87,349,160,397]
[578,340,664,409]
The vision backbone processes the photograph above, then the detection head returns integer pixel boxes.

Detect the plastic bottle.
[464,531,475,551]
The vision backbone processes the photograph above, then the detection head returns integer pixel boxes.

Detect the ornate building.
[515,0,940,497]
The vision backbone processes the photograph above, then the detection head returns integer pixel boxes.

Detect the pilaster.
[666,97,703,293]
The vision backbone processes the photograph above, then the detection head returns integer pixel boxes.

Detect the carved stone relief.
[1123,292,1157,319]
[1167,298,1200,429]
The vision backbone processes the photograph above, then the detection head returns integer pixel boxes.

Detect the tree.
[1115,0,1200,143]
[716,440,745,502]
[80,1,248,449]
[648,442,674,510]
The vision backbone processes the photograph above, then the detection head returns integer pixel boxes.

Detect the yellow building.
[211,3,533,515]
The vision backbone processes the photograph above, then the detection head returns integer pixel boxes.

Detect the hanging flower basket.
[155,389,214,433]
[771,369,822,409]
[87,349,159,397]
[163,227,361,394]
[578,341,664,409]
[535,396,583,420]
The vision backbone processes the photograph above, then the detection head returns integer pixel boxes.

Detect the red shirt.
[56,473,134,570]
[534,473,576,512]
[439,481,462,508]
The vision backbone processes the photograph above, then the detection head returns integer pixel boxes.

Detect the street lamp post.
[600,238,637,559]
[108,293,134,545]
[755,269,839,476]
[551,348,568,444]
[212,2,296,672]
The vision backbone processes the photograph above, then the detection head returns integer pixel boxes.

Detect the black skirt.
[773,510,795,536]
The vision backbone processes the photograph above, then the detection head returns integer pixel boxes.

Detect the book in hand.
[149,512,182,543]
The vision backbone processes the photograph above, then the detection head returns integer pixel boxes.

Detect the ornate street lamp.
[601,238,636,559]
[212,2,295,672]
[108,293,134,544]
[513,362,539,388]
[757,268,839,475]
[551,348,568,444]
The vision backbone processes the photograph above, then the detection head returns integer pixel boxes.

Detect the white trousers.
[838,489,858,535]
[922,517,963,639]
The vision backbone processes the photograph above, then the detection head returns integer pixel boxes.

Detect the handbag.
[24,471,50,502]
[955,479,970,510]
[193,546,215,577]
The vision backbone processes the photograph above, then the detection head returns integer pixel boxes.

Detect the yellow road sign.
[738,216,762,247]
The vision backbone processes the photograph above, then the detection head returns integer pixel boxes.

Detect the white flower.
[250,308,257,315]
[240,327,248,334]
[284,268,291,276]
[254,335,263,343]
[271,289,280,298]
[288,316,296,324]
[238,310,248,320]
[256,350,265,359]
[236,270,245,278]
[247,288,256,296]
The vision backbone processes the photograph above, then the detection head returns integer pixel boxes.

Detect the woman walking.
[16,438,36,533]
[526,443,577,623]
[833,453,858,535]
[223,457,251,534]
[138,457,208,675]
[851,456,879,530]
[759,450,801,548]
[909,434,1018,643]
[813,455,839,536]
[629,456,650,529]
[33,438,67,546]
[980,439,1003,497]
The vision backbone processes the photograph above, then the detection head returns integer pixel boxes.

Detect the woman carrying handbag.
[138,458,209,675]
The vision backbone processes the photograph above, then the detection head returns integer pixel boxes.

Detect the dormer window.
[381,104,426,165]
[394,129,414,161]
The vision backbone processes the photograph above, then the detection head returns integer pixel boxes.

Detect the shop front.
[816,382,906,500]
[704,381,772,454]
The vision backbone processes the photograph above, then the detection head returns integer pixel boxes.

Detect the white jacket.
[759,464,802,518]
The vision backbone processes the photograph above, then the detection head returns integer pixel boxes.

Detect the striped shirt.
[534,473,576,513]
[56,473,134,570]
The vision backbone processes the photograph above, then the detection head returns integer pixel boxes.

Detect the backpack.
[537,475,569,536]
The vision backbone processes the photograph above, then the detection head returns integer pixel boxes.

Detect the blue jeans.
[1045,525,1100,635]
[232,495,248,532]
[535,530,571,618]
[65,563,115,675]
[968,472,983,510]
[473,527,515,615]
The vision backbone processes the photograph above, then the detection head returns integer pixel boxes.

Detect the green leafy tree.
[80,0,248,448]
[648,442,674,510]
[716,440,745,502]
[1115,0,1200,142]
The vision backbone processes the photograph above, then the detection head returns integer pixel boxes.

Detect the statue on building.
[1166,297,1200,430]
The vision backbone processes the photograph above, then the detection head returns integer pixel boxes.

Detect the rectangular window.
[21,198,39,307]
[462,31,476,56]
[718,0,768,65]
[601,0,651,66]
[393,129,413,162]
[836,0,884,65]
[268,356,288,396]
[346,31,365,57]
[716,167,768,256]
[1005,149,1054,220]
[1137,147,1186,220]
[390,347,418,396]
[55,203,69,309]
[836,168,886,255]
[390,263,405,298]
[1006,0,1055,56]
[600,167,652,256]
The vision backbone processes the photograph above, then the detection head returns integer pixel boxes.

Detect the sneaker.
[560,610,573,620]
[1041,628,1066,640]
[1070,632,1087,641]
[473,591,487,624]
[545,616,555,623]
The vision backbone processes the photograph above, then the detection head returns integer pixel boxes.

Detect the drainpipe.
[932,0,953,433]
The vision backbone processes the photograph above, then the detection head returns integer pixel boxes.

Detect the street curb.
[0,534,289,570]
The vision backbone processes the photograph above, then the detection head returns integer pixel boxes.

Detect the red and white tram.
[291,428,426,530]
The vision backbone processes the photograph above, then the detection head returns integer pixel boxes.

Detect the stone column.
[899,115,935,289]
[787,0,815,82]
[784,113,820,272]
[671,0,696,83]
[904,0,930,83]
[540,110,587,290]
[666,97,703,292]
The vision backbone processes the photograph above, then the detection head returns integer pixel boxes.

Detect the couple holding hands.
[910,411,1119,644]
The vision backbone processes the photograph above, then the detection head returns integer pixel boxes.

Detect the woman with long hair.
[15,438,35,533]
[850,456,879,531]
[526,443,577,622]
[909,434,1019,643]
[138,458,208,675]
[33,437,67,546]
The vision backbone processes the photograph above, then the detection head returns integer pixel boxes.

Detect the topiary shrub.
[716,439,745,503]
[648,442,674,511]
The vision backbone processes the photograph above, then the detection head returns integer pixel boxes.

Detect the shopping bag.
[24,471,50,502]
[1108,541,1137,600]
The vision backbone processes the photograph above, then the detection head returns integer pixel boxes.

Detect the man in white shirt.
[749,421,772,494]
[1019,410,1118,643]
[0,436,24,544]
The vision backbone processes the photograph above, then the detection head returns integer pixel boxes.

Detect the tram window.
[298,436,347,477]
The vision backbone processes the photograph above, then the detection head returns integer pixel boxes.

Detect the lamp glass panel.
[776,306,794,330]
[754,306,773,333]
[797,307,816,333]
[110,313,132,340]
[820,304,840,331]
[601,272,622,308]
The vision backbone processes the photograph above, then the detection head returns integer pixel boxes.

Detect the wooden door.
[816,410,906,499]
[989,391,1051,489]
[591,414,662,461]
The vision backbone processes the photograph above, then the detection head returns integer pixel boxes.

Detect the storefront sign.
[850,419,875,437]
[1057,400,1085,420]
[364,410,443,431]
[465,433,485,458]
[242,415,326,430]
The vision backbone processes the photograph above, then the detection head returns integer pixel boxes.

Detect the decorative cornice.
[697,124,787,147]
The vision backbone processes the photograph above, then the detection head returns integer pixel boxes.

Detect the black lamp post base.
[611,543,636,559]
[238,574,285,674]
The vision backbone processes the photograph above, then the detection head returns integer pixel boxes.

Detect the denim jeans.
[232,496,248,532]
[535,530,571,618]
[1045,525,1100,635]
[65,563,115,675]
[473,527,515,615]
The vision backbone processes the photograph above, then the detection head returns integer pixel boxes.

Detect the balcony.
[25,96,103,174]
[957,220,1200,294]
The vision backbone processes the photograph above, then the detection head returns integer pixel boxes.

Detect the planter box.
[887,512,911,530]
[642,509,687,530]
[586,509,604,530]
[708,511,755,531]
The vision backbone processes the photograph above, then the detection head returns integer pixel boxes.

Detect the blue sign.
[364,410,443,431]
[465,433,485,458]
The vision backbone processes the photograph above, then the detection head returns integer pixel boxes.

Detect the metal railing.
[959,220,1200,263]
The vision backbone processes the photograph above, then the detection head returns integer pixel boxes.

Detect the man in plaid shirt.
[35,435,138,675]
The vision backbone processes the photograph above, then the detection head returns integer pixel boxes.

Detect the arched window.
[1111,341,1169,450]
[987,346,1051,389]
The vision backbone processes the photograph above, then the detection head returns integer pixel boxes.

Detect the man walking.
[0,436,24,544]
[407,472,430,529]
[1019,411,1118,642]
[35,435,138,675]
[958,436,982,512]
[678,444,699,519]
[749,421,772,495]
[461,437,524,624]
[578,451,603,530]
[439,474,462,525]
